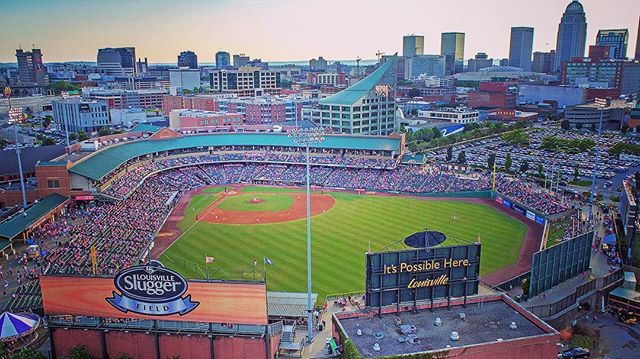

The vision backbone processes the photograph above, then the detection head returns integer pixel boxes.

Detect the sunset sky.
[1,0,638,63]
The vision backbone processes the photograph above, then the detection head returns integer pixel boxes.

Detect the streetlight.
[288,127,325,344]
[4,87,28,209]
[589,97,610,218]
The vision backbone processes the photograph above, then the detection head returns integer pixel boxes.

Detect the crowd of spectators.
[38,169,208,275]
[496,176,569,216]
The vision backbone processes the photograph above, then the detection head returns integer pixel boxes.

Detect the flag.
[205,256,215,263]
[264,257,273,265]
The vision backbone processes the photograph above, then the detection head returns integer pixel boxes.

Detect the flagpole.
[206,254,209,281]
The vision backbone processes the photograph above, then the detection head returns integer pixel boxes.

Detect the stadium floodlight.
[588,97,611,218]
[4,87,27,209]
[288,127,325,344]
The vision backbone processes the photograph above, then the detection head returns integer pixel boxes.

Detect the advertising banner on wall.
[40,262,268,325]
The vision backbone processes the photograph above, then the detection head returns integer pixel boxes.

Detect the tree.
[446,147,453,161]
[77,131,89,141]
[504,153,512,172]
[487,153,496,169]
[410,109,418,116]
[98,127,113,137]
[520,160,529,173]
[457,151,466,164]
[560,119,570,130]
[538,163,544,178]
[591,123,597,132]
[622,124,630,133]
[11,347,45,359]
[0,138,7,150]
[574,165,580,182]
[576,123,583,130]
[407,88,421,98]
[43,115,53,128]
[432,127,442,139]
[67,345,92,359]
[46,81,80,96]
[69,132,77,141]
[42,137,56,146]
[399,124,406,133]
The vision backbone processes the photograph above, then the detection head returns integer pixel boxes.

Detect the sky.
[0,0,639,63]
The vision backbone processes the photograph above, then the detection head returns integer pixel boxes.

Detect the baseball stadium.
[32,128,549,292]
[0,126,569,358]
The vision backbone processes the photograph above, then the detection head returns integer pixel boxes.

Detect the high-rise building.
[403,35,425,58]
[232,54,249,68]
[509,27,534,71]
[561,58,640,96]
[596,29,629,59]
[309,57,328,71]
[97,47,136,76]
[405,55,446,78]
[15,48,48,86]
[554,1,587,71]
[209,67,281,97]
[636,17,640,60]
[532,51,556,73]
[51,98,110,132]
[311,57,397,135]
[177,51,198,69]
[467,53,494,72]
[215,51,231,69]
[441,32,465,74]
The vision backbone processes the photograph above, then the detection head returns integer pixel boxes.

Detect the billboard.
[40,266,268,325]
[365,243,481,308]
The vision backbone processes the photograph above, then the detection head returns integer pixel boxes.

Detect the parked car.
[558,347,590,358]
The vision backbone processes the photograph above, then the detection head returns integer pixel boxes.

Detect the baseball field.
[158,185,528,299]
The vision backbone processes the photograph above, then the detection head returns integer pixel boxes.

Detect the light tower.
[5,87,28,208]
[288,127,326,343]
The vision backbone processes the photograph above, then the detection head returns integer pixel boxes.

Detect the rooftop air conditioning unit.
[373,343,381,352]
[450,331,460,341]
[434,317,442,326]
[510,322,517,330]
[459,312,466,320]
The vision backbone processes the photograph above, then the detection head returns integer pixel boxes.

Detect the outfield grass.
[217,193,294,212]
[203,187,228,193]
[161,188,527,299]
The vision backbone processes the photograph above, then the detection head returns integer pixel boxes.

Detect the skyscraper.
[97,47,136,76]
[402,35,424,58]
[636,17,640,60]
[15,48,48,86]
[532,51,556,73]
[216,51,231,69]
[554,1,587,71]
[441,32,465,74]
[509,27,534,71]
[232,53,249,68]
[178,50,198,69]
[596,29,629,59]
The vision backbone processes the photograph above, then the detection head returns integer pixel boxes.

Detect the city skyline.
[1,0,639,63]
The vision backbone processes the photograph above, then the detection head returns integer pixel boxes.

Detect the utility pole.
[5,87,28,209]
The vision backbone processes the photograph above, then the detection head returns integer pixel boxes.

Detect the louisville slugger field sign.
[107,262,199,316]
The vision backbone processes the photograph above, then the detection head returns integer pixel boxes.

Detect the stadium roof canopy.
[70,132,403,181]
[0,193,68,241]
[267,291,318,318]
[319,56,396,106]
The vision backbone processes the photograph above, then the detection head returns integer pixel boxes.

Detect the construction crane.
[375,50,385,62]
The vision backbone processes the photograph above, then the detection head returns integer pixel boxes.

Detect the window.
[47,179,60,189]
